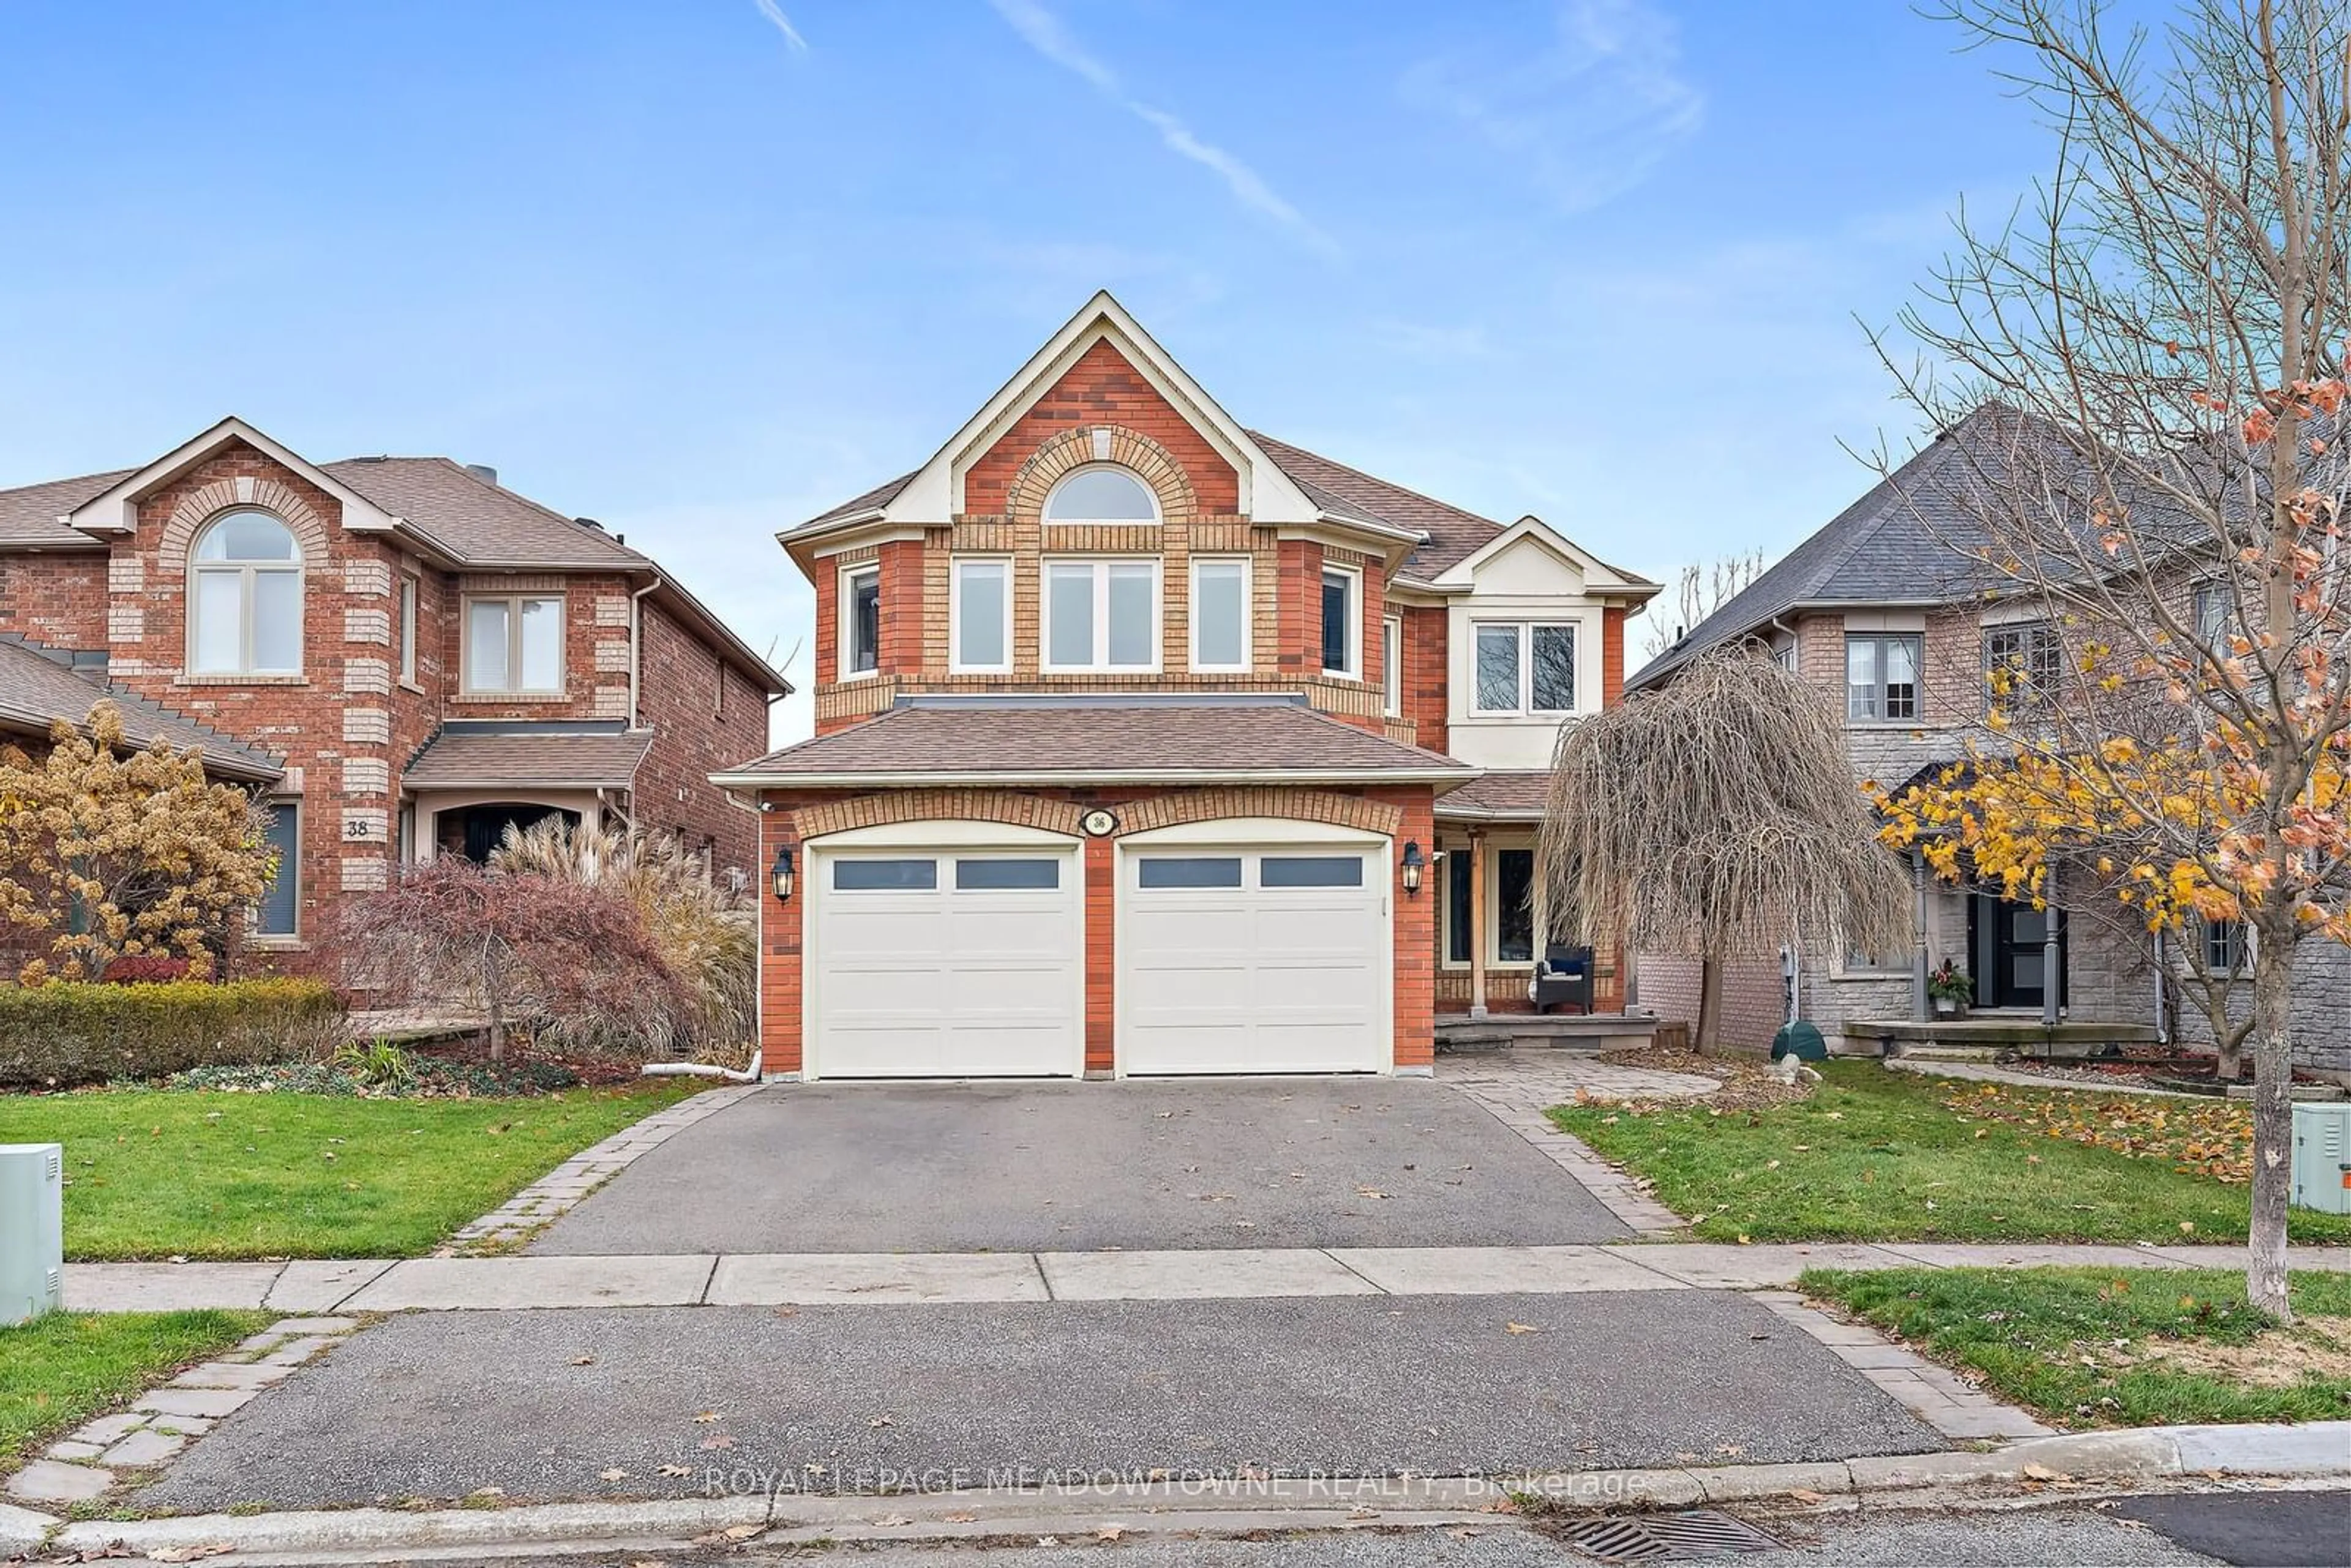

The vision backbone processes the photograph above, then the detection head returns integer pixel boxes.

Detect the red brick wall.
[1275,539,1322,678]
[753,782,1437,1077]
[964,339,1240,516]
[0,550,107,650]
[1398,602,1449,754]
[632,600,770,878]
[1602,606,1627,705]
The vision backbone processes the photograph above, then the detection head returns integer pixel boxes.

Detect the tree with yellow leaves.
[1875,0,2349,1319]
[0,700,277,981]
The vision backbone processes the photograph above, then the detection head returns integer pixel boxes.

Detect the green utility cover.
[1772,1021,1828,1062]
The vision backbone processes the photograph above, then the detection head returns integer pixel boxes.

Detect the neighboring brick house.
[0,417,787,956]
[1625,410,2350,1081]
[714,293,1657,1079]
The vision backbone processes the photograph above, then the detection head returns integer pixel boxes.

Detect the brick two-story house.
[714,294,1657,1079]
[0,417,787,956]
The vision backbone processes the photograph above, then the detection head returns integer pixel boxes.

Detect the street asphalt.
[133,1289,1937,1512]
[528,1079,1633,1255]
[2113,1489,2351,1566]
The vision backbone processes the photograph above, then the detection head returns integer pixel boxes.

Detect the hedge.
[0,980,346,1088]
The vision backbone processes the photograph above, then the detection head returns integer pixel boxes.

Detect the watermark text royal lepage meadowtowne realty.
[699,1465,1660,1504]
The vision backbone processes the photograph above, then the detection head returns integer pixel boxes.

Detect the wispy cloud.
[985,0,1338,258]
[752,0,807,52]
[1403,0,1703,212]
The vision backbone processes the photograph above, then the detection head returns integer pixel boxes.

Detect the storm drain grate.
[1552,1509,1787,1562]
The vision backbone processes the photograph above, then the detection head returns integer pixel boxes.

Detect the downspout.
[2153,926,2171,1045]
[642,1046,762,1083]
[628,576,662,729]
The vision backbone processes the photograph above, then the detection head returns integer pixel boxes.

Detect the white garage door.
[1119,841,1388,1075]
[809,842,1083,1078]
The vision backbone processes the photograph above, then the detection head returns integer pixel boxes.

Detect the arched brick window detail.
[162,479,332,566]
[795,789,1087,841]
[1116,788,1403,838]
[1003,426,1196,526]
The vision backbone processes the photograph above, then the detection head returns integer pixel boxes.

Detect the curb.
[26,1421,2351,1561]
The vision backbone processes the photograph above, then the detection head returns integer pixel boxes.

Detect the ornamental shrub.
[0,978,345,1087]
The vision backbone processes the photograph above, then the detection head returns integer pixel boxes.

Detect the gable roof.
[1628,413,2010,690]
[0,635,283,782]
[324,456,649,570]
[0,469,132,547]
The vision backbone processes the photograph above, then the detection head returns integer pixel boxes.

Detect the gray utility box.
[1,1142,65,1325]
[2292,1103,2351,1215]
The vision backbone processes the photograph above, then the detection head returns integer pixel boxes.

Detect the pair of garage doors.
[806,824,1388,1078]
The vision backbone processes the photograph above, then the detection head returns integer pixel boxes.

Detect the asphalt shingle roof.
[1432,770,1554,819]
[0,636,283,781]
[723,699,1473,781]
[323,457,650,569]
[401,726,654,790]
[0,470,131,547]
[1629,410,2014,689]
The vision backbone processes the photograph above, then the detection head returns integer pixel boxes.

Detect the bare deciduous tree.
[1641,550,1771,662]
[1875,0,2349,1316]
[1539,650,1911,1051]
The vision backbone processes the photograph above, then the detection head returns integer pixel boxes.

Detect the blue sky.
[0,1,2059,742]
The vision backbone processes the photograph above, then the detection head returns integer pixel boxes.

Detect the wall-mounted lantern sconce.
[771,846,796,902]
[1400,840,1425,896]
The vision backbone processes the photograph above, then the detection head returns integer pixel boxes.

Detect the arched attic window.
[190,511,302,675]
[1043,465,1158,524]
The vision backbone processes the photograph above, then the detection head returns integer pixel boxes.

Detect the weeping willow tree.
[1539,650,1912,1049]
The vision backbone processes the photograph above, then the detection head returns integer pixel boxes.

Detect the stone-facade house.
[1629,412,2348,1080]
[0,418,787,958]
[714,293,1659,1079]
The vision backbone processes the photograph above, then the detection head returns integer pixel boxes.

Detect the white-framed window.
[1846,632,1921,722]
[1189,557,1251,672]
[840,562,880,678]
[1042,558,1159,672]
[463,594,564,694]
[397,576,419,686]
[1382,615,1404,717]
[1320,564,1360,678]
[951,557,1013,673]
[189,511,302,677]
[1472,622,1577,714]
[1043,465,1159,525]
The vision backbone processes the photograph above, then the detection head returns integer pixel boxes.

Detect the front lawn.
[1801,1266,2351,1427]
[1,1310,272,1472]
[1549,1060,2351,1244]
[0,1080,699,1259]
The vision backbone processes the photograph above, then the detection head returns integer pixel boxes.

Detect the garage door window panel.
[833,858,939,891]
[954,858,1060,890]
[1261,855,1364,888]
[1138,856,1243,889]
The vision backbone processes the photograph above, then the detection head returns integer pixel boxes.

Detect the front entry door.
[1969,895,2066,1010]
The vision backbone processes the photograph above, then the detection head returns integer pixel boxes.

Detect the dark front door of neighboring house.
[443,803,580,864]
[1969,893,2067,1010]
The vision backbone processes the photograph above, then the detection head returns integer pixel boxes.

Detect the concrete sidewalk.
[64,1240,2351,1313]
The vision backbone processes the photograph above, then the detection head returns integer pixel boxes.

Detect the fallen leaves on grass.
[1938,1082,2258,1184]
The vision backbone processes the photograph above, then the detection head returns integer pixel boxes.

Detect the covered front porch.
[1433,771,1646,1045]
[397,721,654,865]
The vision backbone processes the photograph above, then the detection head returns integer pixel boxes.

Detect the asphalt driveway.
[135,1291,1940,1511]
[528,1078,1632,1254]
